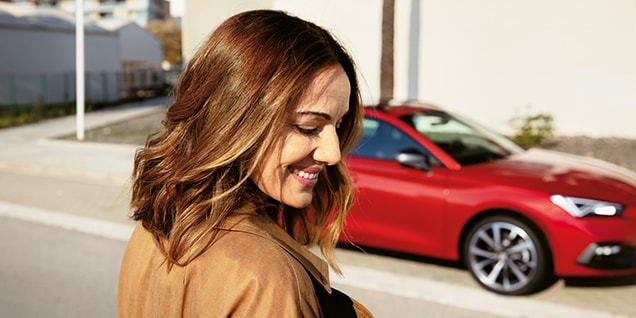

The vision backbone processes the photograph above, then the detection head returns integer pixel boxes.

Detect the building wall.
[182,0,272,61]
[0,26,120,104]
[114,22,164,93]
[182,0,381,104]
[273,0,382,105]
[0,27,76,74]
[396,0,636,138]
[116,22,163,66]
[183,0,636,138]
[13,0,170,26]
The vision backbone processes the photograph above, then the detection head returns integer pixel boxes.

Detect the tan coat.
[117,212,373,317]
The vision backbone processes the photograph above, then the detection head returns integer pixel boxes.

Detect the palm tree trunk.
[379,0,395,106]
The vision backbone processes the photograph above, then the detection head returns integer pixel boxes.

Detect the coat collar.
[217,212,332,293]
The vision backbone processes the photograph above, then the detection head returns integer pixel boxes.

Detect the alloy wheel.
[465,217,547,295]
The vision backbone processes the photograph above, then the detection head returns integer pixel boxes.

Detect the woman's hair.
[131,9,363,272]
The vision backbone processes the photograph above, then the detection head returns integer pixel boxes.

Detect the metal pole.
[76,0,85,141]
[407,0,420,101]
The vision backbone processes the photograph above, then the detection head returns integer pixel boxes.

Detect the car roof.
[365,101,445,118]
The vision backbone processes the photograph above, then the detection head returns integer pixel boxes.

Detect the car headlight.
[550,195,624,218]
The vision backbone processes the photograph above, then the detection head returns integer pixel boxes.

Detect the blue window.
[351,118,429,160]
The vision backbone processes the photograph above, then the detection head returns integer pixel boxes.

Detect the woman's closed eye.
[294,125,320,136]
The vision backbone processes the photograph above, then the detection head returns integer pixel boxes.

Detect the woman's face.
[251,65,351,208]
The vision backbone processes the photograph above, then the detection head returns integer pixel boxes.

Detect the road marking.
[0,200,631,318]
[332,263,631,318]
[0,201,134,241]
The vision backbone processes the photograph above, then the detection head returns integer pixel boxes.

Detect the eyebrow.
[295,110,350,121]
[296,110,332,121]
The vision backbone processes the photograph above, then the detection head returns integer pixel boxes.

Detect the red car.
[342,103,636,295]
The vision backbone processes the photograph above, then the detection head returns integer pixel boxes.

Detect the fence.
[0,68,166,107]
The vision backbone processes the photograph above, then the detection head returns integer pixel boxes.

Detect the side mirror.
[396,148,431,172]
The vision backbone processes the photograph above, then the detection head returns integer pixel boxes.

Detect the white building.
[0,2,120,105]
[182,0,636,138]
[0,2,165,105]
[98,19,164,96]
[9,0,171,27]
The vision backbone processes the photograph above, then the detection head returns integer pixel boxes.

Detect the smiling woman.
[251,65,351,209]
[116,9,372,318]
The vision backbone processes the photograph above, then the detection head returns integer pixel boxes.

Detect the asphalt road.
[1,170,635,317]
[0,216,123,318]
[0,212,506,318]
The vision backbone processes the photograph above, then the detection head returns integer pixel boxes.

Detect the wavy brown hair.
[131,10,363,272]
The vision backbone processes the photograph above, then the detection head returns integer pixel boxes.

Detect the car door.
[344,117,450,257]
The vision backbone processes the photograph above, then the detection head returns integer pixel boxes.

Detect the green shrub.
[0,102,76,128]
[0,93,166,129]
[509,112,554,149]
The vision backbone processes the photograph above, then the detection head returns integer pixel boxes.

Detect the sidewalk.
[0,97,169,184]
[0,98,169,227]
[0,100,169,318]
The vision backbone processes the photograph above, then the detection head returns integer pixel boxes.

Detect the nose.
[314,125,341,166]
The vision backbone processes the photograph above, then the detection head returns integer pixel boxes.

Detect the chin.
[286,201,312,209]
[284,195,313,209]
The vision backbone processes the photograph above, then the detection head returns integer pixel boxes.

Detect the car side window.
[351,117,429,160]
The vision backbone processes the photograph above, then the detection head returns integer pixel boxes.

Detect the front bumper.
[577,242,636,269]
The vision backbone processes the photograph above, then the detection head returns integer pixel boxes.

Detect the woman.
[117,9,373,318]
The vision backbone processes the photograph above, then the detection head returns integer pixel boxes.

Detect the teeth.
[293,169,319,180]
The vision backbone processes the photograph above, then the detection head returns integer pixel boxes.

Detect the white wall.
[183,0,636,138]
[117,23,163,67]
[182,0,273,61]
[0,27,120,104]
[86,32,121,73]
[0,28,118,74]
[395,0,636,138]
[272,0,382,104]
[182,0,381,104]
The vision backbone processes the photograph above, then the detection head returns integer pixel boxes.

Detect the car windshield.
[399,110,524,166]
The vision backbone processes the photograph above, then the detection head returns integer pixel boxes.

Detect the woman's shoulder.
[185,221,323,317]
[211,212,330,281]
[190,219,311,281]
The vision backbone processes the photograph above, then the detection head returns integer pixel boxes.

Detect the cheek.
[252,148,281,187]
[250,134,312,192]
[279,135,313,164]
[250,138,287,194]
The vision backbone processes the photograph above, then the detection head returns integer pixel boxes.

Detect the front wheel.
[463,215,556,295]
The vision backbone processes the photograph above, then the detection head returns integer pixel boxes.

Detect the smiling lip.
[290,167,321,187]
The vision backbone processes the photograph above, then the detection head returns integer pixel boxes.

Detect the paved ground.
[0,217,124,318]
[545,136,636,173]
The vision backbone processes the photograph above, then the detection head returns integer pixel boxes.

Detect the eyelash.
[294,125,319,136]
[294,119,344,136]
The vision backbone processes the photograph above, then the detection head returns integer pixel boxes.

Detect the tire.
[462,215,556,295]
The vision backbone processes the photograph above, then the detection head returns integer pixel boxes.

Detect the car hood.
[467,148,636,202]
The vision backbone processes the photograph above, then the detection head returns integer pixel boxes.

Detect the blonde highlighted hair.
[130,10,363,271]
